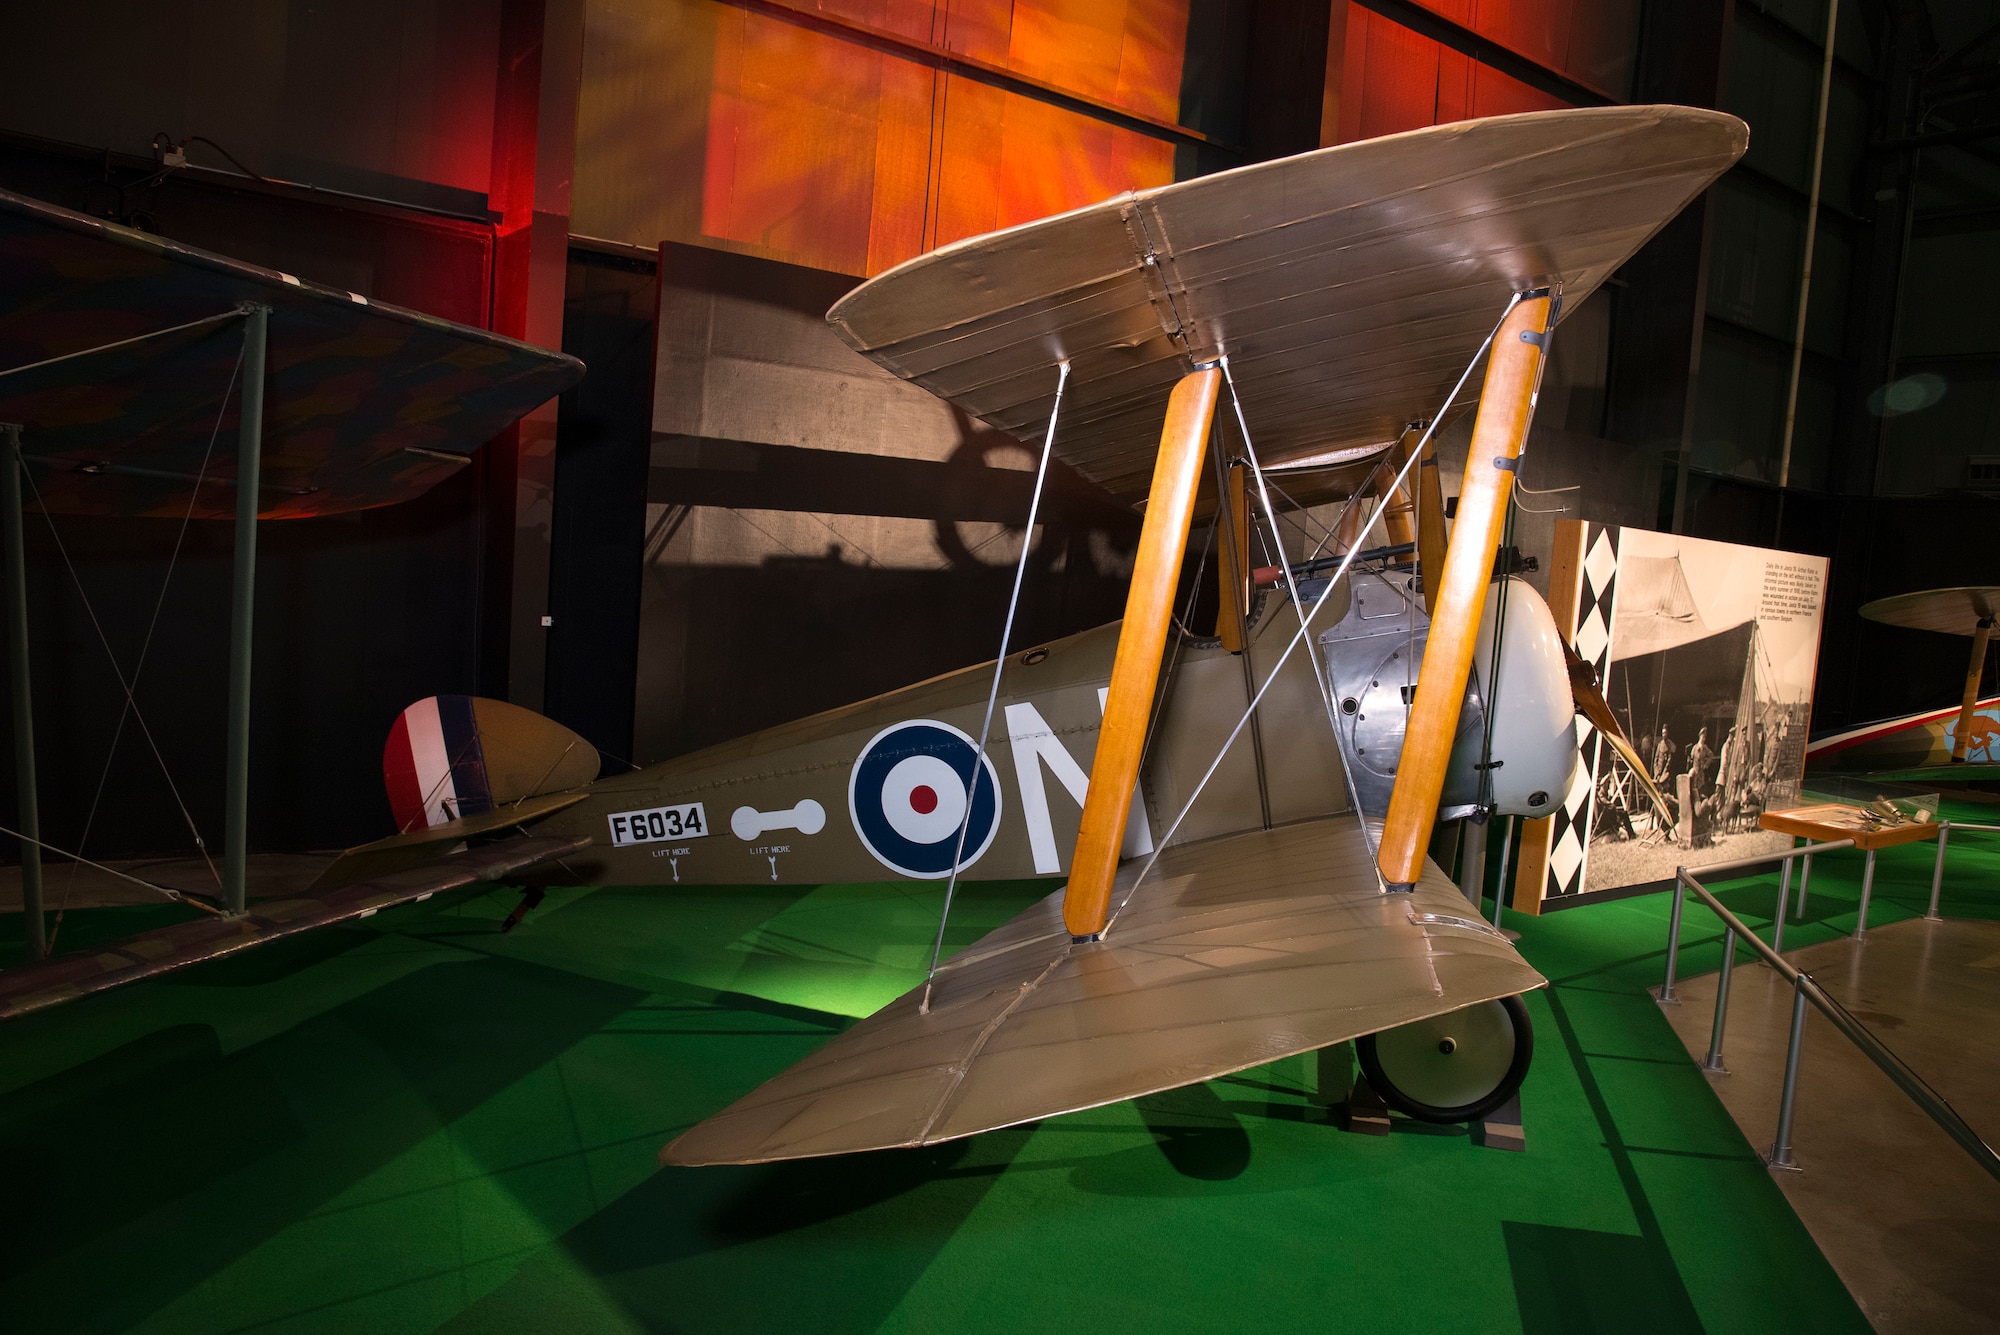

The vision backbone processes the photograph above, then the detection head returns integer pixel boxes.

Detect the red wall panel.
[1337,4,1568,146]
[695,0,1184,276]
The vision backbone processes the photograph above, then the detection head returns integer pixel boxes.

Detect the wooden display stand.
[1758,804,1941,940]
[1760,803,1940,852]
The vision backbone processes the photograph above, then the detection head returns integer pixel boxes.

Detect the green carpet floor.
[5,808,1996,1334]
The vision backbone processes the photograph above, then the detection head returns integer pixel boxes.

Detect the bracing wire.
[1104,293,1528,930]
[0,820,221,914]
[0,310,243,385]
[1218,357,1373,835]
[42,332,247,947]
[1219,359,1344,742]
[920,360,1071,1012]
[1261,475,1335,544]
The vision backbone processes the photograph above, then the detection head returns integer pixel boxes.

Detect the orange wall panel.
[694,0,1187,276]
[1402,0,1636,100]
[702,10,889,274]
[1337,4,1566,146]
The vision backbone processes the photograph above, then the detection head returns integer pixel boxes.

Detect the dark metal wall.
[1682,476,2000,732]
[545,246,658,769]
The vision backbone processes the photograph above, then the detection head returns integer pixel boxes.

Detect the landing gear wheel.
[1356,994,1533,1124]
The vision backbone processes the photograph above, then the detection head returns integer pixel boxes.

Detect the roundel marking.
[848,719,1003,878]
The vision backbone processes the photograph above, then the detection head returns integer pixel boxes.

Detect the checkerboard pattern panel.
[1545,524,1620,900]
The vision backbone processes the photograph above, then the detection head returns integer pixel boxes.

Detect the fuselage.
[523,570,1582,888]
[526,598,1345,886]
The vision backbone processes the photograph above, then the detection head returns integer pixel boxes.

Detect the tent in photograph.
[1604,551,1801,815]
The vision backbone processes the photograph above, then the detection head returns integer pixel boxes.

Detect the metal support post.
[1491,814,1514,928]
[222,306,268,917]
[1928,824,1950,921]
[1771,856,1793,957]
[1796,852,1813,919]
[1657,872,1686,1004]
[1701,925,1735,1073]
[1460,812,1489,911]
[1853,848,1877,941]
[1,423,43,958]
[1766,977,1809,1172]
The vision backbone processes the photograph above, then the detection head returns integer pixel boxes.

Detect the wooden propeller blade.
[1560,638,1673,825]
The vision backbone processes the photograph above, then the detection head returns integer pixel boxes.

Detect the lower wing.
[0,834,587,1021]
[662,814,1543,1166]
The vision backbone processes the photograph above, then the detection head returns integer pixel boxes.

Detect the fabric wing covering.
[828,105,1746,506]
[0,187,583,519]
[0,835,587,1021]
[663,818,1544,1165]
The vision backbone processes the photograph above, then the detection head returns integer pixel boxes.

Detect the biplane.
[1807,586,2000,779]
[0,105,1741,1164]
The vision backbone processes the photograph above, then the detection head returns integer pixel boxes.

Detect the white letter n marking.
[1004,693,1155,875]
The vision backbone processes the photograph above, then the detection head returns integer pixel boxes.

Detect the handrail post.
[1771,855,1793,957]
[1853,849,1877,941]
[1702,924,1735,1073]
[1658,870,1686,1005]
[1766,975,1809,1172]
[1928,823,1950,922]
[1675,859,2000,1186]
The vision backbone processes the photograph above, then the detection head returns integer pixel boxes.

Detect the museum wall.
[630,241,1141,765]
[573,0,1198,276]
[1326,0,1637,142]
[0,0,506,217]
[5,0,1994,868]
[1682,478,2000,735]
[0,151,501,858]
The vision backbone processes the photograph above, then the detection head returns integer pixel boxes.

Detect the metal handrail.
[1657,839,1853,1003]
[1931,820,2000,920]
[1664,848,2000,1182]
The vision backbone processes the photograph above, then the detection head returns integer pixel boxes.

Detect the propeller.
[1560,638,1675,826]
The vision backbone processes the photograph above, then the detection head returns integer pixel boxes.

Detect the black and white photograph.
[1578,528,1829,895]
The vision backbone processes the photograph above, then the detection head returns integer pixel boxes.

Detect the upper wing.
[662,815,1543,1165]
[1858,587,2000,636]
[828,105,1745,504]
[0,188,584,519]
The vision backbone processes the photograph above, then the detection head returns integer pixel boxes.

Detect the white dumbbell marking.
[731,799,827,842]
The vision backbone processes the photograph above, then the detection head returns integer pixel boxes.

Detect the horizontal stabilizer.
[0,834,588,1022]
[384,695,599,835]
[662,816,1543,1166]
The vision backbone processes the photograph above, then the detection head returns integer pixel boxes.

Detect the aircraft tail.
[384,695,600,834]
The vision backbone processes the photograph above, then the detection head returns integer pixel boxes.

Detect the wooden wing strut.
[1377,295,1551,889]
[1063,368,1221,938]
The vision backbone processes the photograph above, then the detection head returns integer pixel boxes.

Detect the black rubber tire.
[1356,994,1534,1124]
